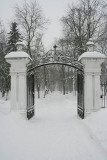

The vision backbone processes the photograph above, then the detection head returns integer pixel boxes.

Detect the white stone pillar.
[79,39,106,115]
[5,42,31,117]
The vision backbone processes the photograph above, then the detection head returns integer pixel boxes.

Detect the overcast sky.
[0,0,78,50]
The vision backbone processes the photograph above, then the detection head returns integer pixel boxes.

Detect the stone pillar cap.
[5,51,31,59]
[78,51,106,61]
[78,38,106,61]
[5,41,31,60]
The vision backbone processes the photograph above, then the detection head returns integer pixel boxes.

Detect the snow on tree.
[0,20,10,98]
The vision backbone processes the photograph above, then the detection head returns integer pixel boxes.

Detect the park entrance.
[27,47,84,120]
[5,39,105,120]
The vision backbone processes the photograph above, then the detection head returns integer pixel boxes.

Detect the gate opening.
[27,49,84,120]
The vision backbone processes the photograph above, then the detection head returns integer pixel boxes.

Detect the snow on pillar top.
[5,41,31,60]
[78,38,106,61]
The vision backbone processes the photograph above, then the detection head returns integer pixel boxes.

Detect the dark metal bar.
[77,70,84,119]
[27,74,35,120]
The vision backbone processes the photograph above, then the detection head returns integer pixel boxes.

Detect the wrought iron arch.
[27,48,84,119]
[27,49,83,73]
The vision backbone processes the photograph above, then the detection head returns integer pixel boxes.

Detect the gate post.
[5,42,31,117]
[79,39,106,116]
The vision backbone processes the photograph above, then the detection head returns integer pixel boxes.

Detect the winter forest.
[0,0,107,99]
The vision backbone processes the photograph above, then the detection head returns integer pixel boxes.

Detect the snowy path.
[0,92,107,160]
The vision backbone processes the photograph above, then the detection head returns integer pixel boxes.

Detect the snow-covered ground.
[0,92,107,160]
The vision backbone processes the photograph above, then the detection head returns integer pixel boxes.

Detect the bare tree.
[15,0,47,57]
[61,0,107,56]
[56,0,107,95]
[32,33,45,60]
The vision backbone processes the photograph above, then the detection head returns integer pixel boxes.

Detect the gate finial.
[53,44,57,54]
[86,38,94,52]
[16,41,25,51]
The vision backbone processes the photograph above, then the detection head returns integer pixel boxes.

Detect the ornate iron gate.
[27,73,35,119]
[77,70,84,119]
[27,47,84,120]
